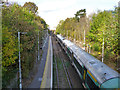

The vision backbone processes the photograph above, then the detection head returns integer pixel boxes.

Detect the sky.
[8,0,119,30]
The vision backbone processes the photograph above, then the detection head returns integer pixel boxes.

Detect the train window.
[73,57,83,75]
[67,48,71,55]
[63,43,65,47]
[86,74,99,89]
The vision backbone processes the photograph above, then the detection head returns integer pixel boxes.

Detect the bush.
[93,43,100,51]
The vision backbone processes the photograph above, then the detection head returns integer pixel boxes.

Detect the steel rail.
[54,35,73,88]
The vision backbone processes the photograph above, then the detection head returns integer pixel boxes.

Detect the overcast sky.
[8,0,119,30]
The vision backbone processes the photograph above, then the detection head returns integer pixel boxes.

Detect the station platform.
[40,36,53,88]
[28,35,50,88]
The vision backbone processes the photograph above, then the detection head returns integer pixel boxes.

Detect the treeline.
[2,2,48,87]
[56,7,119,72]
[56,9,90,43]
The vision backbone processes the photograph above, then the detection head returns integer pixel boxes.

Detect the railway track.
[53,36,72,88]
[59,51,72,88]
[52,35,83,88]
[55,49,72,88]
[54,55,59,88]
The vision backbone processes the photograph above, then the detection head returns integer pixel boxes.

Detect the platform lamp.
[18,32,27,89]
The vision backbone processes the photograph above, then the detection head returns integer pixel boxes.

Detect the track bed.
[52,35,84,88]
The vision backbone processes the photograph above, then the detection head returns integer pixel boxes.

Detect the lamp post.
[74,30,75,43]
[83,29,85,50]
[38,31,40,61]
[18,32,27,89]
[102,31,104,62]
[67,30,68,39]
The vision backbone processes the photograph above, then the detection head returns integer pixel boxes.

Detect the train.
[55,34,120,89]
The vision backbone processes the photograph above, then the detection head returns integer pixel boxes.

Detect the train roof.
[76,48,119,84]
[57,34,65,41]
[62,37,120,84]
[63,40,74,47]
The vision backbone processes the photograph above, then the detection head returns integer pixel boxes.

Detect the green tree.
[87,9,118,63]
[23,2,38,13]
[2,3,47,87]
[2,26,18,67]
[75,9,86,22]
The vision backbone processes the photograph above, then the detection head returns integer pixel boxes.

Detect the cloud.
[8,0,40,6]
[38,0,77,12]
[37,0,79,29]
[8,0,120,30]
[41,9,58,13]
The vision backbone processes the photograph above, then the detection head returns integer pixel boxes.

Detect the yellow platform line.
[40,36,51,88]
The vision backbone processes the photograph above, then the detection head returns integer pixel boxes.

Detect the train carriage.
[56,34,120,89]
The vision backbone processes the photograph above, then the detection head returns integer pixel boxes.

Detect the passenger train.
[55,34,120,89]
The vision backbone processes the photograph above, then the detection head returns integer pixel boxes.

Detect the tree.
[87,10,118,63]
[2,3,47,87]
[2,26,18,67]
[75,9,86,22]
[23,2,38,13]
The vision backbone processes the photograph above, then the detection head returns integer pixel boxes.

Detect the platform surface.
[28,35,49,88]
[40,36,53,88]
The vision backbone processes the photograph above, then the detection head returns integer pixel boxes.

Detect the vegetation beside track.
[2,2,48,88]
[56,7,119,72]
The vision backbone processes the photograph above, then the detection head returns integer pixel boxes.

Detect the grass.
[53,55,57,88]
[53,53,70,88]
[2,68,18,88]
[65,61,70,68]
